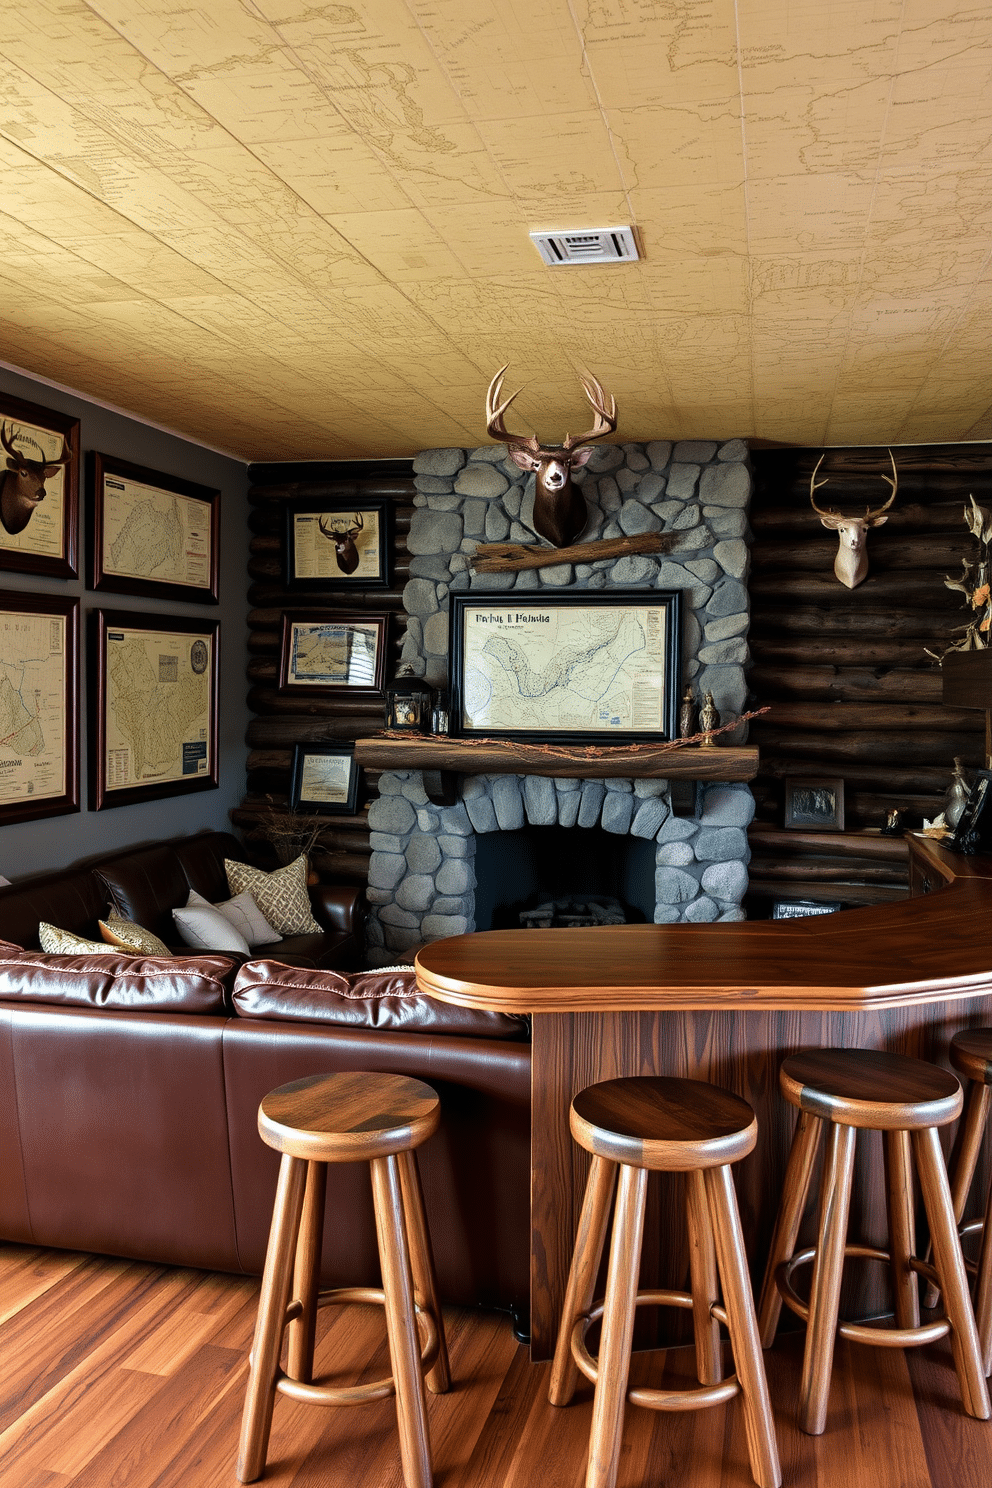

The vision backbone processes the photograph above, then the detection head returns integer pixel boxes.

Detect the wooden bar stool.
[757,1047,990,1436]
[550,1075,781,1488]
[237,1071,451,1488]
[933,1029,992,1374]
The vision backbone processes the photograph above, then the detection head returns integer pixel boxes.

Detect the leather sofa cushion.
[0,948,236,1013]
[232,962,530,1041]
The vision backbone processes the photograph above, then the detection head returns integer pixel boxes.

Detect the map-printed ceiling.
[1,1,989,459]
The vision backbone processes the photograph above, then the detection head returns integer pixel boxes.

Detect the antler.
[562,371,617,450]
[0,423,68,468]
[485,366,539,452]
[808,453,838,518]
[808,450,898,521]
[866,449,897,521]
[0,423,18,460]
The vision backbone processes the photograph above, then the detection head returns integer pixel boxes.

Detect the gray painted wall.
[0,364,250,878]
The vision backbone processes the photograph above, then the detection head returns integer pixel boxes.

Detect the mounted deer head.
[318,511,363,575]
[0,422,70,536]
[485,367,617,548]
[809,450,898,589]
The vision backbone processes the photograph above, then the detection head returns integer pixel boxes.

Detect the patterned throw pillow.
[38,922,117,954]
[98,913,171,956]
[224,855,322,936]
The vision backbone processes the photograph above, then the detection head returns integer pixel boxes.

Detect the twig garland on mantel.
[470,532,674,572]
[370,707,769,758]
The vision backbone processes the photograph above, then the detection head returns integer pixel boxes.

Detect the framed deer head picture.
[284,499,392,590]
[0,391,79,580]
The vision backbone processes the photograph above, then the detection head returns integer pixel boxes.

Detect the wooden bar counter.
[415,836,992,1358]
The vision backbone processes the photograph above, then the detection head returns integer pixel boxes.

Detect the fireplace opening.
[473,824,656,931]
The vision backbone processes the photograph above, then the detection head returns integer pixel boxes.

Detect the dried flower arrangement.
[926,494,992,662]
[241,798,338,867]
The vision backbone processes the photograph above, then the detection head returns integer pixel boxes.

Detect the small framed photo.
[285,500,392,589]
[89,452,220,603]
[289,744,360,815]
[0,590,79,824]
[949,769,992,855]
[783,776,845,832]
[278,612,388,696]
[90,610,219,810]
[0,391,79,579]
[772,899,844,919]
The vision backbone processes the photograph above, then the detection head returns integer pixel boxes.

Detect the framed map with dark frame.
[0,391,79,580]
[277,612,388,697]
[88,451,220,604]
[0,590,79,825]
[289,744,360,815]
[284,499,392,590]
[90,610,219,810]
[448,591,682,743]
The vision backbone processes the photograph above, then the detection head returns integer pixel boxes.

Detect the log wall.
[237,460,416,882]
[747,443,992,909]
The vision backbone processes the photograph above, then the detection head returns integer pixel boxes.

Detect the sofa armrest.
[308,883,366,935]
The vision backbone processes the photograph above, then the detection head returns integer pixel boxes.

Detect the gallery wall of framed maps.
[0,365,250,871]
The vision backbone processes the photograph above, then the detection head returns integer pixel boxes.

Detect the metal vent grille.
[529,227,639,266]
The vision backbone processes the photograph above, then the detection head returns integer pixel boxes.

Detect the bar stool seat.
[758,1047,990,1436]
[237,1071,450,1488]
[551,1075,781,1488]
[940,1028,992,1374]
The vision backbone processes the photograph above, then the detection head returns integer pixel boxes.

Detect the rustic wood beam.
[470,532,673,572]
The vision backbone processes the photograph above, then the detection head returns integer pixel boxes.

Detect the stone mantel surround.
[364,438,755,966]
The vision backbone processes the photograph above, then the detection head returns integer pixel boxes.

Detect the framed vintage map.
[284,499,391,590]
[90,610,219,810]
[277,612,388,696]
[0,392,80,580]
[88,452,220,604]
[0,591,79,825]
[289,744,360,815]
[449,591,682,743]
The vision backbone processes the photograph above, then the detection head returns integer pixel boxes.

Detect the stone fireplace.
[364,438,754,965]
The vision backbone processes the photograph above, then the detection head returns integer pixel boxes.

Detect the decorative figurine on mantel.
[679,685,698,740]
[945,757,970,830]
[699,691,720,746]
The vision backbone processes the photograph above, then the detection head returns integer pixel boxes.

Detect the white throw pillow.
[172,896,251,955]
[186,888,281,948]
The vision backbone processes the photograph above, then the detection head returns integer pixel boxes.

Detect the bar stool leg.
[912,1126,990,1419]
[549,1153,617,1407]
[704,1164,782,1488]
[371,1153,434,1488]
[924,1081,991,1307]
[398,1148,451,1394]
[586,1163,648,1488]
[758,1110,824,1346]
[799,1120,856,1436]
[287,1160,327,1383]
[974,1174,992,1376]
[237,1153,309,1484]
[885,1130,920,1330]
[686,1167,723,1385]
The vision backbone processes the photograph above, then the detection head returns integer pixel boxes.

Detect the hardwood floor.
[2,1243,991,1487]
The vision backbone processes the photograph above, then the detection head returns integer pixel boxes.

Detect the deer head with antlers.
[0,423,70,536]
[485,367,617,548]
[809,450,898,589]
[318,511,364,575]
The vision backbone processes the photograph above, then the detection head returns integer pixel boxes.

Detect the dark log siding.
[746,443,992,911]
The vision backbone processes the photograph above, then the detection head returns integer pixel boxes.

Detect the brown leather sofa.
[0,855,532,1324]
[0,830,365,969]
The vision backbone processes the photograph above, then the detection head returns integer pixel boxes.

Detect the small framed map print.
[449,591,682,743]
[0,591,79,825]
[88,452,220,604]
[277,612,388,697]
[285,499,391,590]
[289,744,360,815]
[90,610,219,810]
[0,392,79,580]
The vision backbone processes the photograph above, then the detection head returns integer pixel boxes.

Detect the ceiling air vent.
[529,226,640,266]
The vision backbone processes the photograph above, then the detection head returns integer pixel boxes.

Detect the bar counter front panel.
[415,839,992,1358]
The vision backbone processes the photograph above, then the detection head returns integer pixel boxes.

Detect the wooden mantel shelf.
[354,734,759,781]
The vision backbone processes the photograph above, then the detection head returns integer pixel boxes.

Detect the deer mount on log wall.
[0,422,70,536]
[318,510,364,574]
[485,366,617,548]
[809,450,898,589]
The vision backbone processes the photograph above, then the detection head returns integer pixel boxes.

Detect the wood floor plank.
[0,1245,90,1328]
[121,1275,257,1376]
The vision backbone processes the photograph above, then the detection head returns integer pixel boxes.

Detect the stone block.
[367,852,408,891]
[493,776,525,831]
[422,914,469,940]
[400,778,429,804]
[368,796,417,836]
[462,498,487,536]
[433,896,471,917]
[701,785,756,827]
[605,777,634,792]
[455,464,509,498]
[395,875,436,912]
[403,577,439,618]
[630,797,669,838]
[407,510,463,556]
[618,501,662,536]
[586,444,625,473]
[370,832,405,853]
[714,539,748,578]
[674,441,717,463]
[577,780,607,828]
[655,866,701,903]
[470,570,516,591]
[699,463,750,508]
[415,476,454,494]
[610,555,656,585]
[696,664,748,716]
[684,895,719,922]
[671,504,701,531]
[657,840,695,866]
[514,568,540,589]
[657,559,697,590]
[439,804,474,835]
[425,494,462,511]
[437,858,475,896]
[596,476,622,511]
[719,907,747,922]
[718,439,748,461]
[705,612,748,642]
[705,579,748,617]
[653,905,683,923]
[699,637,748,665]
[624,445,650,471]
[616,467,640,492]
[470,443,508,463]
[465,792,499,834]
[485,505,511,541]
[557,787,581,828]
[657,813,699,842]
[524,775,557,825]
[586,570,608,588]
[694,827,749,862]
[701,861,748,902]
[686,558,720,583]
[666,464,701,501]
[705,507,748,537]
[637,472,666,502]
[423,610,449,657]
[601,793,634,834]
[406,834,442,873]
[538,563,574,587]
[384,926,422,952]
[376,772,406,794]
[438,834,471,857]
[414,448,466,477]
[416,808,440,832]
[409,555,452,581]
[646,441,673,470]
